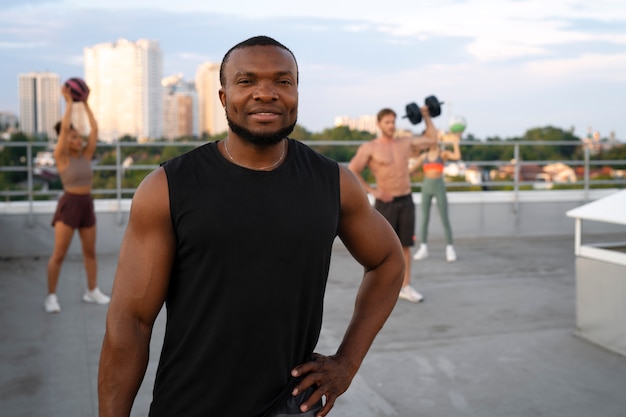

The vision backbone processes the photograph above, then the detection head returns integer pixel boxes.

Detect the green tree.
[521,126,580,160]
[461,126,583,167]
[308,126,375,162]
[289,124,313,141]
[461,136,511,169]
[118,134,136,142]
[0,132,47,190]
[595,143,626,169]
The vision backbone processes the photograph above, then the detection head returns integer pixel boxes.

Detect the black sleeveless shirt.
[150,139,340,416]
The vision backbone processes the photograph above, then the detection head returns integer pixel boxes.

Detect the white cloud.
[370,2,626,62]
[525,52,626,83]
[11,0,626,65]
[467,39,549,62]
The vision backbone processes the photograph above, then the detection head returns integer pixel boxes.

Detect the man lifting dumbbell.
[348,101,438,303]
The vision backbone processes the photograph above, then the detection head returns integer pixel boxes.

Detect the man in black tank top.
[99,36,405,417]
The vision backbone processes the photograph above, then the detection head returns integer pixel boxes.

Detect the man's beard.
[226,114,296,147]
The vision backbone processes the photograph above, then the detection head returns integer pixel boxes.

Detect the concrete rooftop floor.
[2,235,626,417]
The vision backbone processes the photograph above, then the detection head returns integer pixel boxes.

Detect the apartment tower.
[195,62,227,137]
[18,72,61,141]
[162,74,198,140]
[84,38,163,142]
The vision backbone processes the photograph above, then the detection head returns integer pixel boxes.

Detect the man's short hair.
[377,108,396,122]
[219,35,299,87]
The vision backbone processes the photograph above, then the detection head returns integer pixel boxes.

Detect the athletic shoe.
[399,285,424,303]
[45,294,61,313]
[413,244,428,261]
[83,287,111,305]
[446,245,457,262]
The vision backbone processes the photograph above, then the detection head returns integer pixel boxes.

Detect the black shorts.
[51,192,96,229]
[374,194,415,247]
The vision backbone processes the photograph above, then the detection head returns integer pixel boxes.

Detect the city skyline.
[1,1,625,141]
[84,39,163,142]
[162,74,198,140]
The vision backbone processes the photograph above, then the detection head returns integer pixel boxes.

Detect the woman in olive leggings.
[411,129,462,262]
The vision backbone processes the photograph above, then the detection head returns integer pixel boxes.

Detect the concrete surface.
[2,235,626,417]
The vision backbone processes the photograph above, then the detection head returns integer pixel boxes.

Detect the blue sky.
[1,0,625,140]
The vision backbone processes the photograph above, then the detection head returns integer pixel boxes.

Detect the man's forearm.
[98,327,151,417]
[334,260,403,376]
[422,115,437,142]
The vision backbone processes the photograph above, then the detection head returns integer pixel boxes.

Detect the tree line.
[1,125,624,199]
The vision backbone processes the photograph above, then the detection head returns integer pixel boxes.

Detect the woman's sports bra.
[422,155,444,174]
[59,155,93,188]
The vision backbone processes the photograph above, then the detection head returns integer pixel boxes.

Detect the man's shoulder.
[394,136,416,149]
[395,135,415,143]
[357,138,381,152]
[162,142,212,168]
[369,136,406,150]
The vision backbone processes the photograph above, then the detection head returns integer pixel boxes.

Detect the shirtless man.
[348,106,437,302]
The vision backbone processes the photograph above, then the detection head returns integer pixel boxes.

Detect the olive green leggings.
[420,177,453,244]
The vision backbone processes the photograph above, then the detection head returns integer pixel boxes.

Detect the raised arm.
[82,90,98,160]
[440,132,462,161]
[53,86,74,162]
[291,165,404,416]
[409,105,438,151]
[98,167,175,417]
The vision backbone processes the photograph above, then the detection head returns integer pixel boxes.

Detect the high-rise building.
[334,114,378,135]
[195,62,227,137]
[162,74,198,140]
[0,111,19,132]
[84,38,163,142]
[18,72,61,140]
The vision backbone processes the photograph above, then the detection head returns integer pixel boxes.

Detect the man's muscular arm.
[409,106,438,151]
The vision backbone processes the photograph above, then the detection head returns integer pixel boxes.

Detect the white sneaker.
[446,245,457,262]
[399,285,424,303]
[83,287,111,305]
[413,244,428,261]
[45,294,61,313]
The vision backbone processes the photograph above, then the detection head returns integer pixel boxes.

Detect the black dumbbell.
[425,95,443,117]
[403,95,444,125]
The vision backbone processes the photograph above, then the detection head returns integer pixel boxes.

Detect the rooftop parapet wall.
[1,190,624,258]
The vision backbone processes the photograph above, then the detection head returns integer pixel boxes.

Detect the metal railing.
[1,140,625,220]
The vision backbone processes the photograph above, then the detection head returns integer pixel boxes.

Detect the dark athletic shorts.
[51,192,96,229]
[374,194,415,247]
